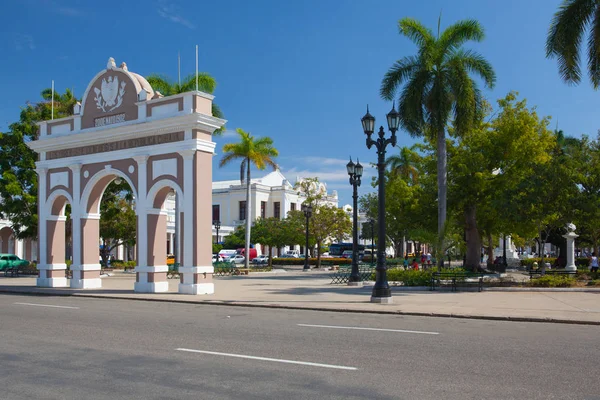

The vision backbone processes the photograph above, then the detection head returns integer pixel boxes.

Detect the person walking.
[590,252,599,273]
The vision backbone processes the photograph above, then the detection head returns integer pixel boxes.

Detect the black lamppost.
[213,220,221,245]
[369,217,375,267]
[361,103,399,303]
[347,157,363,286]
[301,203,313,271]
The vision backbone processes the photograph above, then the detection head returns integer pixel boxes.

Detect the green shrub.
[271,257,351,266]
[576,258,590,268]
[527,275,576,287]
[212,244,223,254]
[520,258,557,268]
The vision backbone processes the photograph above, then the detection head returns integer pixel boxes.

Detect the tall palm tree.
[385,146,420,184]
[219,129,279,268]
[546,0,600,88]
[146,73,225,133]
[380,17,495,266]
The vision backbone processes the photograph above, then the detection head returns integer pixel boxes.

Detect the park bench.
[528,270,574,279]
[430,272,485,292]
[3,264,22,277]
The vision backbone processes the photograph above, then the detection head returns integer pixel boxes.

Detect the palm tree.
[546,0,600,88]
[385,146,420,184]
[219,129,279,268]
[146,73,225,133]
[380,17,495,266]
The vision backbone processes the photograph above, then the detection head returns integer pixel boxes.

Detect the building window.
[261,201,267,219]
[274,202,281,219]
[239,201,247,220]
[290,203,296,211]
[212,204,220,221]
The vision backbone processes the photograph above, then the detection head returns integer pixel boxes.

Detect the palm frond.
[181,73,217,94]
[397,69,431,137]
[146,74,175,96]
[588,5,600,88]
[447,49,496,89]
[380,56,420,100]
[546,0,596,85]
[399,18,435,48]
[439,19,485,54]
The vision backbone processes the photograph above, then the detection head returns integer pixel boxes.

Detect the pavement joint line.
[175,348,358,371]
[297,323,440,335]
[2,289,600,326]
[13,302,79,309]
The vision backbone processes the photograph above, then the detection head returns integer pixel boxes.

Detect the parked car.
[252,255,269,265]
[0,254,30,273]
[230,255,245,264]
[280,252,299,258]
[212,254,224,263]
[341,250,354,259]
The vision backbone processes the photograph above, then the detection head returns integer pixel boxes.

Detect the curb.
[1,288,599,326]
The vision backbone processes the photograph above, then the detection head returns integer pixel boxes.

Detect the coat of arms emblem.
[93,76,126,112]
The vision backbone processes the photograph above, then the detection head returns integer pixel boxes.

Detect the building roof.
[212,170,292,190]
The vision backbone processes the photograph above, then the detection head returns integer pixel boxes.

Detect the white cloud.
[285,156,349,167]
[157,1,196,29]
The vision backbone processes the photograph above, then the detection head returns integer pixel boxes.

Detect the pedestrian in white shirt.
[590,252,599,273]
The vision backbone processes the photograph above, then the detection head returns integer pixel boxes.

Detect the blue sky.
[0,0,595,206]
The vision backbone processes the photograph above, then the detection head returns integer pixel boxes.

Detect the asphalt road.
[0,294,598,400]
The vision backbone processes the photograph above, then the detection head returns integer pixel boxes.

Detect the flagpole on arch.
[51,80,54,120]
[195,45,198,92]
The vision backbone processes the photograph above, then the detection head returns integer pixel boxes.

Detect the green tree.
[0,89,77,239]
[385,146,420,184]
[380,17,496,267]
[292,177,352,267]
[287,206,351,268]
[251,217,303,268]
[99,181,136,266]
[448,93,556,270]
[570,135,600,253]
[546,0,600,88]
[146,73,225,133]
[222,226,245,249]
[219,128,278,268]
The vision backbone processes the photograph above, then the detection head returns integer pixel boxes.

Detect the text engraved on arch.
[46,131,184,160]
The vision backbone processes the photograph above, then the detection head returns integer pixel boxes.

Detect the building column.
[178,150,214,295]
[38,215,69,287]
[168,232,174,255]
[73,213,102,289]
[132,155,168,293]
[36,167,67,288]
[135,209,169,293]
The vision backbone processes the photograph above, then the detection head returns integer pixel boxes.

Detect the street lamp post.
[369,217,375,268]
[347,157,363,286]
[361,104,399,303]
[213,220,221,245]
[301,203,313,271]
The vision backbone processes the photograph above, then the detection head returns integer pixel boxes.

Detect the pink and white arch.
[27,58,226,295]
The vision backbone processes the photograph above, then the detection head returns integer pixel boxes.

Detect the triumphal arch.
[27,58,225,295]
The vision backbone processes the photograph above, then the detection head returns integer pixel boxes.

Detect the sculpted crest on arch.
[80,57,154,129]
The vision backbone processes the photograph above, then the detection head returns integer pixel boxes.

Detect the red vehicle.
[236,248,257,261]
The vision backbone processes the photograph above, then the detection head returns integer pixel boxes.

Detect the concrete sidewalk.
[1,270,599,324]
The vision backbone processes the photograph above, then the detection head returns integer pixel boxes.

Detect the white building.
[210,169,338,256]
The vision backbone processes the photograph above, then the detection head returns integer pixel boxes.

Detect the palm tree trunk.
[245,157,251,269]
[437,128,447,269]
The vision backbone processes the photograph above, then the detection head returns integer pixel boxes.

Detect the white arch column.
[73,212,102,289]
[36,167,68,288]
[134,156,168,293]
[178,149,214,295]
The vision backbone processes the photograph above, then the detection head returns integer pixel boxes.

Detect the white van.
[218,249,237,261]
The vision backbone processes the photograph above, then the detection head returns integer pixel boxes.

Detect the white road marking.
[297,323,439,335]
[13,302,79,310]
[176,348,357,371]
